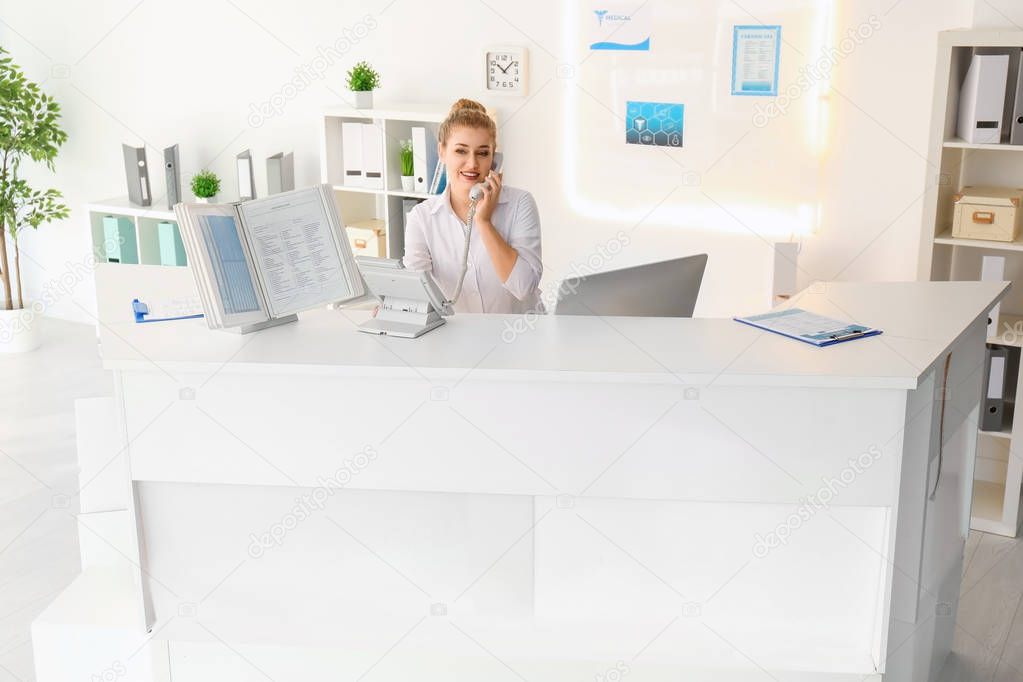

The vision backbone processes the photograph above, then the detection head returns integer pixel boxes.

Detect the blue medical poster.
[626,101,684,147]
[589,2,651,51]
[732,25,781,96]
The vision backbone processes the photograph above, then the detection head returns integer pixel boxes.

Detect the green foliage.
[190,170,221,198]
[0,45,70,310]
[8,180,69,229]
[346,61,380,92]
[400,139,414,176]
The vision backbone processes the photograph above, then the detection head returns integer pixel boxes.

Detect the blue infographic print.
[625,101,684,147]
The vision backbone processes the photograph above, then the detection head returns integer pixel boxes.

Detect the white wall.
[0,0,973,322]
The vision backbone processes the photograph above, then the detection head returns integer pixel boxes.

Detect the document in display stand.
[734,308,882,347]
[174,185,365,332]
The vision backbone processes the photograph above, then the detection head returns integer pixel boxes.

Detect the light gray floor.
[0,318,110,682]
[1,318,1022,681]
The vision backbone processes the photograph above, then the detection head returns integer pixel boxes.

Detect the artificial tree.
[0,46,69,311]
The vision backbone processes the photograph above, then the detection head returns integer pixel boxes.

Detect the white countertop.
[95,267,1008,390]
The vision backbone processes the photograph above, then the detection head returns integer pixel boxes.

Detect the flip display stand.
[223,314,298,335]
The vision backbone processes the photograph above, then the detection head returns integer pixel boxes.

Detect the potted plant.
[400,140,415,191]
[0,47,70,353]
[191,170,220,203]
[346,61,380,109]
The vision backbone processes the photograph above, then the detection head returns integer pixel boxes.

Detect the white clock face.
[487,52,522,91]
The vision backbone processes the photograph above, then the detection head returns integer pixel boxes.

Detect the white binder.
[411,126,438,193]
[341,122,365,187]
[236,150,256,201]
[981,255,1006,338]
[958,54,1010,144]
[361,123,384,190]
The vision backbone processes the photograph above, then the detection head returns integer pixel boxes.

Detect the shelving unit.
[319,106,446,260]
[86,197,186,267]
[919,30,1023,537]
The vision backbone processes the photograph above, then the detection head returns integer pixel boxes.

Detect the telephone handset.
[470,152,504,201]
[450,151,504,307]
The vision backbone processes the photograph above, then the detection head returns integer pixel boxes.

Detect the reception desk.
[96,274,1006,682]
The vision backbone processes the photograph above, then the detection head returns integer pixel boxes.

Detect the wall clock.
[485,46,528,95]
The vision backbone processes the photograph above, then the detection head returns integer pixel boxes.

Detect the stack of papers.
[735,308,882,347]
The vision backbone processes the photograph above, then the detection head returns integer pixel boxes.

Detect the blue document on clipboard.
[734,308,882,347]
[132,297,204,323]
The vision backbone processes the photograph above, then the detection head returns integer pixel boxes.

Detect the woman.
[403,99,543,313]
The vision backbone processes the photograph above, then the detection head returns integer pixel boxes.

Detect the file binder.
[341,122,365,187]
[102,216,138,264]
[266,152,295,195]
[157,221,187,266]
[412,126,438,193]
[361,124,384,190]
[122,144,151,207]
[958,54,1010,144]
[982,346,1009,431]
[237,150,256,201]
[164,145,181,210]
[1011,50,1023,144]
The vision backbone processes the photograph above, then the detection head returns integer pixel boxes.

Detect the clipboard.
[734,308,882,347]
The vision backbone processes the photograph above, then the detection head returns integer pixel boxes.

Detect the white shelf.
[331,184,384,195]
[971,479,1020,536]
[933,229,1023,252]
[323,105,446,123]
[86,197,176,221]
[86,197,185,268]
[391,189,435,200]
[943,137,1023,151]
[321,106,447,259]
[330,185,434,201]
[973,479,1006,522]
[989,313,1023,347]
[923,31,1023,538]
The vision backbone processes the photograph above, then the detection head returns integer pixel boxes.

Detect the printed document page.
[239,190,354,317]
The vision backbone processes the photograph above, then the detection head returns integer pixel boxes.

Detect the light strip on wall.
[561,0,831,238]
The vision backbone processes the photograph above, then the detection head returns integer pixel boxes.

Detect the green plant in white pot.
[191,170,220,203]
[0,47,70,353]
[400,140,415,192]
[347,61,379,109]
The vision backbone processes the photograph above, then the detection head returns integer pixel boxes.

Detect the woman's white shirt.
[402,185,543,314]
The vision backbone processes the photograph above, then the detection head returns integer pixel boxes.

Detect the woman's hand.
[473,170,502,225]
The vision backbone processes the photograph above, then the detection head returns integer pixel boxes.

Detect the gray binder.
[164,145,181,209]
[982,346,1009,431]
[122,144,151,206]
[1012,50,1023,144]
[266,152,294,195]
[237,149,256,201]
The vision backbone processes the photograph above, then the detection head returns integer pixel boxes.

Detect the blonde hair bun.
[439,97,497,145]
[449,98,487,115]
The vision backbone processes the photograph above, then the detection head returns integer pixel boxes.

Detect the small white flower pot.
[0,306,41,353]
[195,197,213,204]
[401,176,415,192]
[354,90,374,109]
